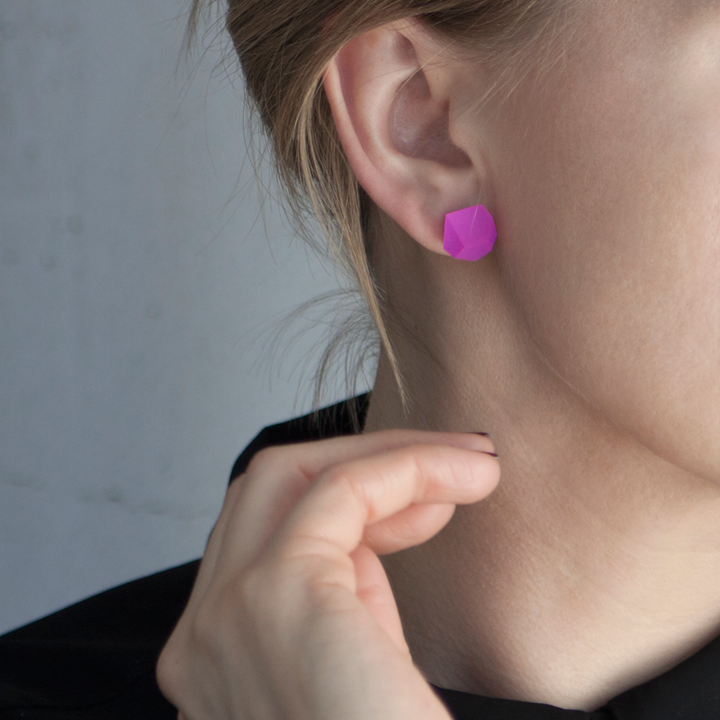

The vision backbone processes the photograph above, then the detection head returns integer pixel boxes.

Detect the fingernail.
[473,432,491,437]
[480,451,498,458]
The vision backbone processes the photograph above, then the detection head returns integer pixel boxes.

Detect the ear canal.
[443,205,497,261]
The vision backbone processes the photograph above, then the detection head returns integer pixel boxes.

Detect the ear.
[323,19,487,256]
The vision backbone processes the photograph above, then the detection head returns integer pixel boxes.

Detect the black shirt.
[2,395,719,719]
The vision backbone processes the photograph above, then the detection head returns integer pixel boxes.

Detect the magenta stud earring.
[443,204,497,261]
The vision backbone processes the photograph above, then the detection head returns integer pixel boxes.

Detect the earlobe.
[323,20,487,257]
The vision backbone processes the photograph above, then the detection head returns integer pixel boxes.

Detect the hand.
[157,429,500,720]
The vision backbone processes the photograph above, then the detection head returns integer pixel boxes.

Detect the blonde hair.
[187,0,569,414]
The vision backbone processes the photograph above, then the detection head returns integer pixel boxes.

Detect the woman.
[156,0,720,717]
[3,0,719,717]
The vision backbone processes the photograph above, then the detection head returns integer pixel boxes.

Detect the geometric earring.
[443,204,497,261]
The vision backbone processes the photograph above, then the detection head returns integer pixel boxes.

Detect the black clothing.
[2,395,719,719]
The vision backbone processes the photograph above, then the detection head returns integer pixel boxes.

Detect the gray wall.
[0,2,353,634]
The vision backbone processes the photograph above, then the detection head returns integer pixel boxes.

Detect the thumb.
[350,543,411,655]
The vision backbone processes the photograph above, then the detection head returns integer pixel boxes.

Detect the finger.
[252,430,495,487]
[350,543,410,655]
[216,431,495,573]
[362,501,457,555]
[268,443,499,575]
[174,432,492,636]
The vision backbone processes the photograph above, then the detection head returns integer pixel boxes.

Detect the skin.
[158,0,720,716]
[336,0,720,711]
[158,432,499,720]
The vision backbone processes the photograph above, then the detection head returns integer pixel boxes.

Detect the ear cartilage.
[443,204,497,261]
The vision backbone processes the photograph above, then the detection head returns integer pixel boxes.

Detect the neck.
[362,248,720,711]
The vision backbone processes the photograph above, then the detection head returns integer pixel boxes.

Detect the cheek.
[492,76,720,478]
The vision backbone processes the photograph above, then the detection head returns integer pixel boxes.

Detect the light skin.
[342,0,720,710]
[158,0,720,715]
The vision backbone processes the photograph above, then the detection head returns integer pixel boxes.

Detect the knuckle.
[224,560,279,627]
[245,445,287,477]
[321,464,361,501]
[323,447,421,493]
[393,445,426,476]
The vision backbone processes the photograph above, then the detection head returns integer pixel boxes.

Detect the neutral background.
[0,1,358,634]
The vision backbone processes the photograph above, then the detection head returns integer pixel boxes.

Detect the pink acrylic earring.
[443,204,497,261]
